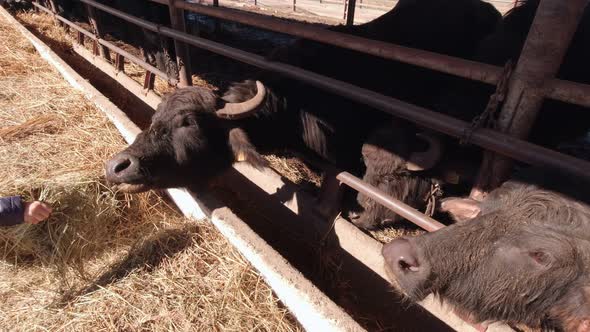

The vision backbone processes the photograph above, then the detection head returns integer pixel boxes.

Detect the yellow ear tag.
[236,151,247,162]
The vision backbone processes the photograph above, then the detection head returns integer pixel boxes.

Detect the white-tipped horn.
[215,81,266,120]
[405,132,443,171]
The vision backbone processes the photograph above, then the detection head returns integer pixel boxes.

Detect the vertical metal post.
[470,0,588,200]
[86,4,111,61]
[346,0,356,25]
[115,54,125,73]
[143,71,156,93]
[213,0,221,35]
[92,40,100,56]
[76,31,84,45]
[168,0,192,87]
[343,0,347,19]
[344,0,356,25]
[293,0,297,12]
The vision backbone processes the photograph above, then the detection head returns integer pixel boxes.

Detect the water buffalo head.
[382,176,590,331]
[105,81,268,192]
[350,123,443,230]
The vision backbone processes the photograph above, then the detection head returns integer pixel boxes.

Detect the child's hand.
[23,201,52,224]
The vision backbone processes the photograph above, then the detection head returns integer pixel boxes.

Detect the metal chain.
[424,181,442,217]
[460,60,514,146]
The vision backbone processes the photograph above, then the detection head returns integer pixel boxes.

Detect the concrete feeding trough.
[2,7,514,331]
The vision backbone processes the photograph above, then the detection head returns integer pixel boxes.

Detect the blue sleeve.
[0,196,25,226]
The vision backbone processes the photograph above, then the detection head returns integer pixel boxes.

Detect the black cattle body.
[103,0,501,230]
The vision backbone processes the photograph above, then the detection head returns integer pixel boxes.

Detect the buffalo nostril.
[114,159,132,174]
[399,257,420,272]
[383,238,421,274]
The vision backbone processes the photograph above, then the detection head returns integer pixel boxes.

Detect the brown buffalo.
[382,141,590,331]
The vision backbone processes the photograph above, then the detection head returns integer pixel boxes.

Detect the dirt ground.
[0,9,302,332]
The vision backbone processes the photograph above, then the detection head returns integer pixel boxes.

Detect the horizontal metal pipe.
[32,2,177,85]
[152,0,502,84]
[337,172,445,232]
[150,0,590,108]
[77,0,590,181]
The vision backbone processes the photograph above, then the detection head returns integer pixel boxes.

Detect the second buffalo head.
[105,81,269,192]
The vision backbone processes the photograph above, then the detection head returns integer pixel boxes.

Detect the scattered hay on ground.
[0,10,301,331]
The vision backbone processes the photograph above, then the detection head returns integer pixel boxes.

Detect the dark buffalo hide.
[104,0,501,229]
[383,138,590,331]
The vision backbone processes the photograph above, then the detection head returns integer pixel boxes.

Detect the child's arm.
[0,196,25,226]
[0,196,52,226]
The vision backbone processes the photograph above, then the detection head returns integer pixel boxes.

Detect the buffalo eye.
[529,250,552,266]
[181,114,198,127]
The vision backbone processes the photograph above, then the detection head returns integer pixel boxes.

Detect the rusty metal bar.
[143,71,156,92]
[337,172,445,232]
[76,30,84,45]
[92,39,100,55]
[76,0,590,181]
[471,0,589,199]
[32,2,177,85]
[86,3,111,61]
[115,53,125,72]
[344,0,357,26]
[168,0,192,86]
[150,0,590,108]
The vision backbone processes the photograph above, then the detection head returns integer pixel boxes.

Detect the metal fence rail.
[34,2,177,85]
[31,0,590,234]
[74,0,590,180]
[151,0,590,108]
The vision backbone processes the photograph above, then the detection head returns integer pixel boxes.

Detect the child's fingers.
[31,209,50,221]
[34,203,52,218]
[25,201,53,223]
[39,202,52,214]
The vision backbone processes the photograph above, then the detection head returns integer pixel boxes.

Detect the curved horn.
[406,132,443,171]
[215,81,266,120]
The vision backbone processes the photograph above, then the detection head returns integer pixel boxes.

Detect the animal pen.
[13,0,590,330]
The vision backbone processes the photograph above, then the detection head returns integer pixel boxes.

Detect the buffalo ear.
[578,320,590,332]
[228,128,269,170]
[439,197,481,223]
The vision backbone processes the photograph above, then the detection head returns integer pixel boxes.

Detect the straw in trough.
[1,10,301,331]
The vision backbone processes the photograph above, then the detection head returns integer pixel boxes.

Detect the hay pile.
[0,10,300,331]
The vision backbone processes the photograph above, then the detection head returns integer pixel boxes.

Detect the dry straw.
[0,10,301,331]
